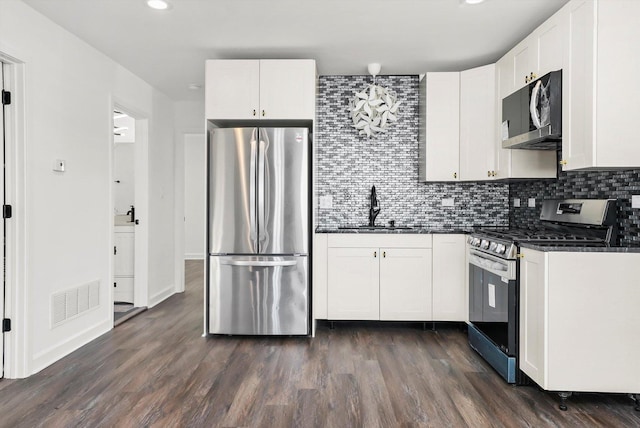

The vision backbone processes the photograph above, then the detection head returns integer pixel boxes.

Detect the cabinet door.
[432,235,466,321]
[459,64,496,181]
[534,13,564,78]
[424,72,460,181]
[379,248,432,321]
[259,60,316,120]
[562,0,595,170]
[513,41,535,90]
[114,277,134,303]
[327,247,379,320]
[519,248,546,386]
[205,60,260,120]
[114,232,135,277]
[313,234,328,320]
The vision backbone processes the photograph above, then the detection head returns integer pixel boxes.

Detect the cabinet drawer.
[327,233,432,248]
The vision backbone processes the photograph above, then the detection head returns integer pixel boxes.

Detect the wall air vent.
[51,280,101,328]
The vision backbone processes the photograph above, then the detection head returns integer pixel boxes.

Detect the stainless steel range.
[467,199,617,384]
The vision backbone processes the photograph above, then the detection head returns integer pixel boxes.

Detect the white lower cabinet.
[114,227,135,303]
[323,234,466,322]
[520,248,640,393]
[326,234,433,321]
[432,234,467,321]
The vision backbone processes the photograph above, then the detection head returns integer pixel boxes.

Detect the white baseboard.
[184,253,204,260]
[31,319,112,376]
[148,284,175,308]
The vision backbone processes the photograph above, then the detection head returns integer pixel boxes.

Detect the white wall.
[173,101,205,291]
[184,134,206,259]
[0,0,177,377]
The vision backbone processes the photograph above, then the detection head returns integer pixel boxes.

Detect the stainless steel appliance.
[502,70,562,150]
[468,199,617,384]
[206,127,310,335]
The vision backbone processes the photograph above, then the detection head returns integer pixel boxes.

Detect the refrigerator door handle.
[257,138,267,246]
[220,259,297,267]
[249,138,258,248]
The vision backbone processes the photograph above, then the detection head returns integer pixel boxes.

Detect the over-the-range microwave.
[502,70,562,150]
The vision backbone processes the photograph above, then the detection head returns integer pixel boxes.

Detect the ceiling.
[23,0,569,101]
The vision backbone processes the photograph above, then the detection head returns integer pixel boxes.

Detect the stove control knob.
[480,239,490,249]
[496,244,506,254]
[489,242,498,252]
[467,236,474,244]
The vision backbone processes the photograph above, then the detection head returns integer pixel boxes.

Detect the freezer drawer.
[208,255,309,335]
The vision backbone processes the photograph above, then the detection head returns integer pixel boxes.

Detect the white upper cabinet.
[561,0,640,170]
[205,59,316,121]
[501,11,565,98]
[459,64,496,181]
[419,72,460,182]
[420,68,497,182]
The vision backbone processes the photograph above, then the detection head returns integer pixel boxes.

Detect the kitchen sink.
[338,225,413,230]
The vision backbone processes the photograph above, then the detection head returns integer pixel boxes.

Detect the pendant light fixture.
[348,63,401,138]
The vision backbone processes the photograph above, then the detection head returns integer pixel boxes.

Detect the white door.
[1,62,6,377]
[259,60,316,120]
[184,134,206,259]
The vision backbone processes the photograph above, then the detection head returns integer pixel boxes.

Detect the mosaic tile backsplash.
[509,151,640,246]
[315,75,509,230]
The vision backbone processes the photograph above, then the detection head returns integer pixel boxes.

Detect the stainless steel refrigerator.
[206,127,309,335]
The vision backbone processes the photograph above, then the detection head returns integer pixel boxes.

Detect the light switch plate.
[441,198,455,207]
[319,195,333,209]
[528,198,536,208]
[632,195,640,209]
[53,159,65,172]
[513,198,520,208]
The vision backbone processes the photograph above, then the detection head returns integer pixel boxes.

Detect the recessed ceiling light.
[462,0,485,4]
[147,0,170,10]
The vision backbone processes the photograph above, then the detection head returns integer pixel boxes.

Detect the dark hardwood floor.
[0,260,638,427]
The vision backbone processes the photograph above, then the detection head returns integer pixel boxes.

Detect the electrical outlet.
[528,198,536,208]
[632,195,640,209]
[441,198,455,207]
[513,198,520,208]
[319,195,333,209]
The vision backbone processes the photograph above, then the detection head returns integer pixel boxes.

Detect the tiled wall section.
[509,151,640,246]
[316,75,509,229]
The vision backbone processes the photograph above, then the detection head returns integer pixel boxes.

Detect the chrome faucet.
[368,186,381,227]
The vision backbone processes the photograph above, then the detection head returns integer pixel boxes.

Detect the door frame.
[110,99,149,311]
[0,52,28,378]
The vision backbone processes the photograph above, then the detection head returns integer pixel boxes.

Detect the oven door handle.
[468,250,516,280]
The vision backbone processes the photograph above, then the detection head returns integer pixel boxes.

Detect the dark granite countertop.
[519,243,640,253]
[315,226,473,234]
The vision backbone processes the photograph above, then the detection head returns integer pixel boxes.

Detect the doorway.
[1,61,7,377]
[111,105,148,326]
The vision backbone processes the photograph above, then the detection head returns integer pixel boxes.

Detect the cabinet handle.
[492,171,496,177]
[262,110,265,117]
[374,251,377,258]
[559,160,568,166]
[487,171,491,177]
[383,251,386,258]
[453,172,457,179]
[252,109,256,116]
